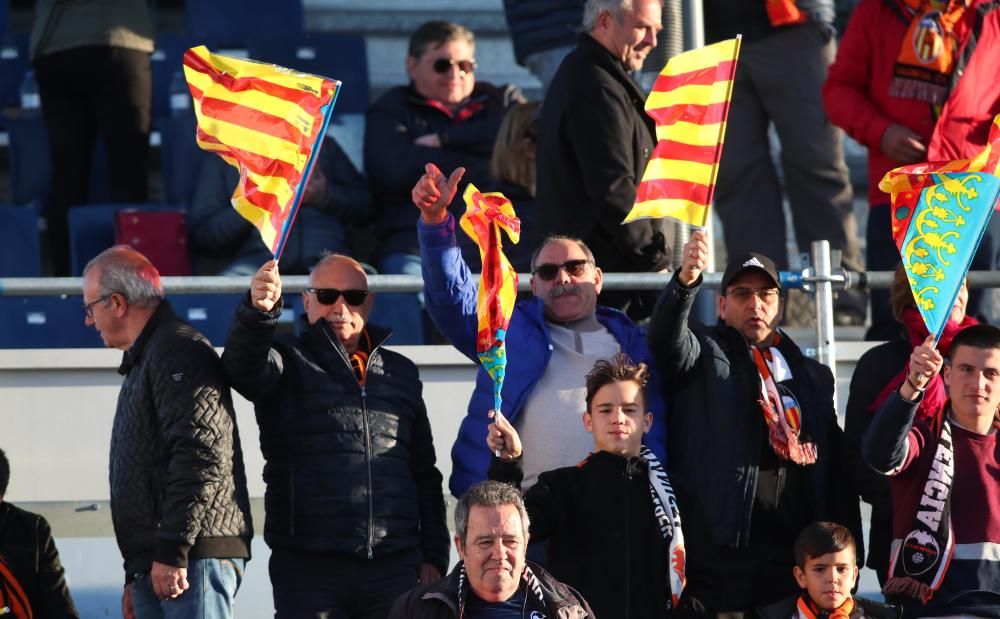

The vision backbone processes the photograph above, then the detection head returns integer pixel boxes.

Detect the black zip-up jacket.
[490,450,669,619]
[844,332,909,583]
[536,34,671,276]
[389,560,593,619]
[364,82,521,258]
[221,295,450,573]
[110,301,253,577]
[646,274,861,556]
[0,502,78,618]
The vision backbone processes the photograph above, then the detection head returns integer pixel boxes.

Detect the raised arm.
[646,231,707,379]
[221,260,287,401]
[414,163,482,359]
[863,337,941,473]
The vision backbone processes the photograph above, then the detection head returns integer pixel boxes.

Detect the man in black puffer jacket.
[81,246,253,618]
[222,254,449,618]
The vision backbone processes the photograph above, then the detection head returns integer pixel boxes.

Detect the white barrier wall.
[0,345,476,503]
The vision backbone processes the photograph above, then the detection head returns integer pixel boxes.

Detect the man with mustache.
[646,230,859,617]
[222,254,450,618]
[412,163,666,499]
[535,0,672,319]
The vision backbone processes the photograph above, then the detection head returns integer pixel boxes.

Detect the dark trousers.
[269,547,421,619]
[34,45,151,275]
[714,23,863,314]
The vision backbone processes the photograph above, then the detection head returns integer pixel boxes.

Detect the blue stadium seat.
[67,203,180,276]
[8,117,111,207]
[160,108,208,207]
[0,296,104,348]
[170,293,243,346]
[7,115,51,206]
[248,32,369,115]
[186,0,302,49]
[0,204,41,277]
[151,32,185,125]
[0,33,28,124]
[0,0,8,37]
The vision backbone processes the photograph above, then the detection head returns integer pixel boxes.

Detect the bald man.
[222,254,450,618]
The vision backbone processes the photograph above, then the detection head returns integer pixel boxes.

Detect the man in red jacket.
[823,0,1000,340]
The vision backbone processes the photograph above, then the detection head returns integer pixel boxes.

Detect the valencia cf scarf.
[752,343,818,465]
[796,594,855,619]
[890,0,969,105]
[641,445,687,610]
[884,418,956,603]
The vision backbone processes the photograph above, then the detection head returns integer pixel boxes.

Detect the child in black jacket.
[488,353,691,618]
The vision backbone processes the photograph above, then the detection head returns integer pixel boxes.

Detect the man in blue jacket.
[412,163,667,497]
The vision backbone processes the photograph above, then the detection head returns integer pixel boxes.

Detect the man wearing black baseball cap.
[646,229,859,618]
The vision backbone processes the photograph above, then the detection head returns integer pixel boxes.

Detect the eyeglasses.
[725,287,780,303]
[432,58,477,75]
[532,259,593,281]
[82,294,112,318]
[307,288,369,306]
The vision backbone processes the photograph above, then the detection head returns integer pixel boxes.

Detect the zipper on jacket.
[623,459,633,619]
[361,383,375,559]
[738,361,763,548]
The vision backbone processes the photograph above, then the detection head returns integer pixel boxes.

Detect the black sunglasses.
[432,58,477,75]
[307,288,369,306]
[532,259,593,281]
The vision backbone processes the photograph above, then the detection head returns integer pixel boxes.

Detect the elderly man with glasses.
[411,165,667,501]
[221,254,449,618]
[81,245,253,619]
[364,19,524,346]
[646,230,860,617]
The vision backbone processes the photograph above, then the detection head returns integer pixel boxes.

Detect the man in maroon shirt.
[863,324,1000,618]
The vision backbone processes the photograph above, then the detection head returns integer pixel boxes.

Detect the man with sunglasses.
[222,254,450,618]
[365,20,523,346]
[81,245,253,619]
[412,163,667,500]
[646,230,859,618]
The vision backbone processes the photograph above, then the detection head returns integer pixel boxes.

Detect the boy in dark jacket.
[758,522,898,619]
[488,353,687,618]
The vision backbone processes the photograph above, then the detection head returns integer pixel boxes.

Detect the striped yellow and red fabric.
[624,37,741,227]
[182,45,341,258]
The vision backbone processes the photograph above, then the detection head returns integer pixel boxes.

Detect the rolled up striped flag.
[624,37,741,227]
[182,45,341,258]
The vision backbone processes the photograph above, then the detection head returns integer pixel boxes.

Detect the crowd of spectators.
[3,0,1000,617]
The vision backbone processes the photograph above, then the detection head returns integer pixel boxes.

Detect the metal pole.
[812,240,836,375]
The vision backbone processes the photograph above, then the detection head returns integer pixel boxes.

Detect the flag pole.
[699,34,742,228]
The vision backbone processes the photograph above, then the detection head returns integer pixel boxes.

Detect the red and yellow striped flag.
[182,45,341,258]
[624,37,741,226]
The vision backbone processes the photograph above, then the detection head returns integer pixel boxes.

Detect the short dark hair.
[408,20,474,59]
[584,353,649,413]
[455,480,530,546]
[948,324,1000,360]
[794,522,856,567]
[529,235,596,272]
[0,447,9,499]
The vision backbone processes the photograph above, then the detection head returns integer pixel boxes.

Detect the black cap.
[720,252,781,292]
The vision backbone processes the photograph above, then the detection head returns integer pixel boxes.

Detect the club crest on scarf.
[460,184,520,414]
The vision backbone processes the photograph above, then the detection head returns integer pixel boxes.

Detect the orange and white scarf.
[751,342,818,465]
[890,0,970,105]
